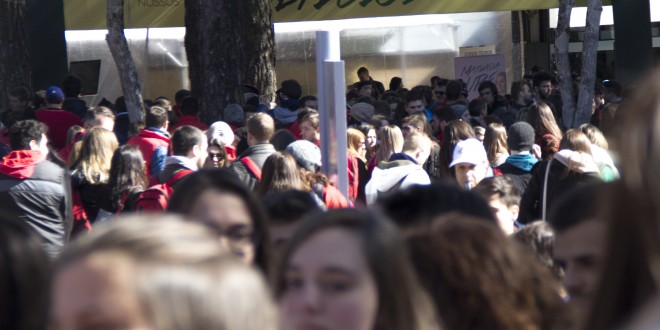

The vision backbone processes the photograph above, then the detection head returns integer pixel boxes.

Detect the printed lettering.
[275,0,298,11]
[337,0,357,8]
[375,0,396,5]
[314,0,331,9]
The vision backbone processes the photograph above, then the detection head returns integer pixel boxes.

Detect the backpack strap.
[541,159,553,220]
[166,169,193,186]
[240,157,262,180]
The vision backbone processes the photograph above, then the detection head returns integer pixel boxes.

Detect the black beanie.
[507,122,535,151]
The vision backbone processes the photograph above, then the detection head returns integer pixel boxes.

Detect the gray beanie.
[223,103,244,125]
[507,122,535,151]
[286,140,322,172]
[350,102,375,123]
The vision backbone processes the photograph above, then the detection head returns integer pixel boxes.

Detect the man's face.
[359,85,373,98]
[433,85,447,104]
[554,220,607,322]
[300,120,319,143]
[415,145,431,166]
[9,96,27,112]
[304,100,318,110]
[479,88,495,106]
[358,71,370,82]
[486,194,518,235]
[537,81,553,99]
[405,100,425,115]
[401,122,421,138]
[454,162,487,189]
[594,94,605,107]
[521,85,534,104]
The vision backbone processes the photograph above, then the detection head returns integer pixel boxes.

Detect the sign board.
[459,45,496,57]
[63,0,609,30]
[454,54,506,100]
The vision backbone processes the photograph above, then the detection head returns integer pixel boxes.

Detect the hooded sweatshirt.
[365,153,430,205]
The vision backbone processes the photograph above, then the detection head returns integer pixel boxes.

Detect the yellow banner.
[64,0,608,30]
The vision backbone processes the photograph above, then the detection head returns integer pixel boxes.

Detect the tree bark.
[555,0,576,129]
[0,0,31,109]
[185,0,276,124]
[575,0,602,127]
[106,0,144,131]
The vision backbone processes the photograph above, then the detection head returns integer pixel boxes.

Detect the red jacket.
[168,115,209,133]
[127,128,170,178]
[35,108,83,150]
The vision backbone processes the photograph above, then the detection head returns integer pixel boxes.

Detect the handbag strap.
[542,159,553,220]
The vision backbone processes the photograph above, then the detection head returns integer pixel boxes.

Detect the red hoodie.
[0,150,47,179]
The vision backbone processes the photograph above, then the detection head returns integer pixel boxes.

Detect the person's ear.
[510,205,520,222]
[191,144,201,158]
[28,139,39,151]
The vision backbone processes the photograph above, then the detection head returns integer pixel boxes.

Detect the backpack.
[240,157,262,180]
[133,170,192,212]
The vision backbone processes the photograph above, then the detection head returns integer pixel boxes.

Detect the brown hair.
[559,129,592,155]
[374,125,404,165]
[438,120,475,178]
[579,123,609,150]
[299,109,319,131]
[483,123,508,164]
[72,127,119,184]
[258,152,307,196]
[246,113,275,142]
[407,215,568,330]
[526,102,563,140]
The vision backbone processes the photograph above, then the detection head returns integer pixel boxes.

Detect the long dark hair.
[107,145,147,211]
[168,169,270,274]
[257,152,307,196]
[438,120,475,178]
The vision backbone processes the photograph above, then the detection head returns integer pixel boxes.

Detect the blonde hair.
[347,128,366,161]
[73,127,118,184]
[560,129,592,155]
[527,102,563,140]
[484,123,508,164]
[375,125,404,164]
[402,131,432,154]
[580,123,609,150]
[65,125,84,146]
[55,216,278,330]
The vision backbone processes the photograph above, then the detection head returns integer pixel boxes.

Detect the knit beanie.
[350,102,375,123]
[507,122,535,152]
[223,103,244,125]
[286,140,322,172]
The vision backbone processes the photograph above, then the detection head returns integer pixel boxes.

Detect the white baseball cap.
[450,138,488,168]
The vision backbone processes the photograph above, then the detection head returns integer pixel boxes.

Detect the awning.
[64,0,606,31]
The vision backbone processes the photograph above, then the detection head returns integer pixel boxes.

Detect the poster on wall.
[454,54,507,100]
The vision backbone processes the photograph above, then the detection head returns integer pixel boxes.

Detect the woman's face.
[205,145,224,168]
[279,228,378,330]
[51,255,151,330]
[365,129,377,149]
[190,190,255,264]
[300,120,319,143]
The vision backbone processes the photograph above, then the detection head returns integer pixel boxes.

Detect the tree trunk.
[575,0,602,127]
[0,0,31,109]
[555,0,576,129]
[185,0,276,124]
[106,0,144,132]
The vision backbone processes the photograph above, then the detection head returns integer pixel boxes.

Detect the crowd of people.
[0,65,656,329]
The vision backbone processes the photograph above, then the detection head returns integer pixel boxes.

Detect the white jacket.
[365,159,430,205]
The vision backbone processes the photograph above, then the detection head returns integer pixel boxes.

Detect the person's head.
[62,74,83,98]
[356,66,370,81]
[602,79,622,103]
[506,121,535,153]
[468,98,487,118]
[206,121,235,148]
[347,128,366,158]
[223,103,245,126]
[299,110,320,144]
[450,138,490,189]
[300,95,318,110]
[533,72,556,100]
[286,140,322,173]
[407,215,567,330]
[358,124,377,151]
[205,138,229,169]
[404,91,425,115]
[270,129,297,151]
[153,97,172,111]
[51,216,277,330]
[107,145,147,210]
[145,105,169,130]
[445,80,463,102]
[526,102,562,139]
[511,79,533,105]
[432,78,449,104]
[401,114,425,138]
[174,89,191,105]
[83,106,115,131]
[349,101,375,124]
[65,125,84,146]
[473,176,520,235]
[389,77,403,91]
[8,86,30,112]
[579,123,609,150]
[8,120,49,153]
[170,125,208,167]
[168,169,270,271]
[258,151,307,196]
[495,72,507,96]
[244,112,274,146]
[274,209,437,330]
[559,129,592,155]
[76,126,119,184]
[512,221,563,279]
[278,79,303,100]
[179,96,200,116]
[0,215,50,330]
[547,183,607,325]
[401,132,432,165]
[431,106,457,135]
[356,81,374,98]
[375,125,404,163]
[45,86,65,106]
[478,80,498,106]
[483,123,507,161]
[262,190,323,254]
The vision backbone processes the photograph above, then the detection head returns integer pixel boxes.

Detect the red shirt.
[35,108,83,150]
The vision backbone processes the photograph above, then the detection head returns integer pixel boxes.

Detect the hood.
[139,128,170,142]
[369,160,418,191]
[553,149,600,174]
[164,155,198,171]
[273,106,299,125]
[0,150,47,179]
[504,153,538,172]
